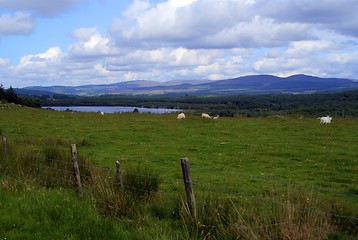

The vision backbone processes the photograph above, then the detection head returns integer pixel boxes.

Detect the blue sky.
[0,0,358,87]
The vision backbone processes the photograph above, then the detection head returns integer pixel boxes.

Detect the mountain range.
[17,74,358,96]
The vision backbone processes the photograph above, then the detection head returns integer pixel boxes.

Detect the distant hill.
[16,74,358,96]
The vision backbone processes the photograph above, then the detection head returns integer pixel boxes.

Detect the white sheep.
[319,116,332,124]
[213,115,219,120]
[177,112,186,120]
[100,111,104,115]
[201,113,212,119]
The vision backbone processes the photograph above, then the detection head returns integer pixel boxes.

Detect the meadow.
[0,104,357,239]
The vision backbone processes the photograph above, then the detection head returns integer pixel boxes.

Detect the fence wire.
[1,139,357,223]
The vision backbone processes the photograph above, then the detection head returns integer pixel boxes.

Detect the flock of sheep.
[101,111,332,124]
[177,112,333,124]
[176,112,219,120]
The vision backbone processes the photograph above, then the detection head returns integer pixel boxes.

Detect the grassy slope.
[0,185,186,240]
[0,187,125,239]
[0,105,357,238]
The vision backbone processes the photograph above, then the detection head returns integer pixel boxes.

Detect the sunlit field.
[1,105,357,239]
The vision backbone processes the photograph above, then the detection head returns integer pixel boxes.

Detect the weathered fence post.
[70,144,82,193]
[116,160,123,190]
[181,157,196,219]
[2,134,8,158]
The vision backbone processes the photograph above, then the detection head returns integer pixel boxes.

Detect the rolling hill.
[17,74,358,96]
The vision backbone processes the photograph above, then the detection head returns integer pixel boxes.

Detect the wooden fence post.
[116,160,123,190]
[70,144,82,193]
[2,134,8,159]
[181,157,196,219]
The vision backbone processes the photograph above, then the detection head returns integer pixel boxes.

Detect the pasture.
[0,104,357,239]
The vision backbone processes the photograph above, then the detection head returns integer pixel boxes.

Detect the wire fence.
[7,140,356,197]
[1,135,357,224]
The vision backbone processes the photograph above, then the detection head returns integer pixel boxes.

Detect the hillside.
[1,106,357,239]
[17,74,358,96]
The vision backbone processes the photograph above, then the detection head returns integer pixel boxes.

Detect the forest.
[0,85,41,108]
[37,90,358,117]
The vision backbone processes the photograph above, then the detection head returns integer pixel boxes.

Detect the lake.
[43,106,180,114]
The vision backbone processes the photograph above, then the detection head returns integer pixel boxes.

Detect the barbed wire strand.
[191,181,358,221]
[10,147,356,198]
[2,142,357,222]
[190,164,357,198]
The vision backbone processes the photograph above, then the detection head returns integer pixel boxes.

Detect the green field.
[1,104,357,239]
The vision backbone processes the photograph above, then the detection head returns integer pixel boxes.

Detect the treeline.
[38,90,358,117]
[0,85,41,108]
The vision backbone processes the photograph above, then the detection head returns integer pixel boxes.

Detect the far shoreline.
[42,105,180,114]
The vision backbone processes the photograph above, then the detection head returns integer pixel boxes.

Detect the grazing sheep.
[319,116,332,124]
[177,112,186,120]
[213,115,219,120]
[100,111,104,115]
[201,113,212,119]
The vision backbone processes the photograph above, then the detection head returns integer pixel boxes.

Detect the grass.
[0,104,357,239]
[0,185,125,239]
[0,180,189,240]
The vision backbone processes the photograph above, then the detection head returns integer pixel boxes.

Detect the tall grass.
[0,136,186,239]
[1,134,357,239]
[85,163,162,219]
[179,189,340,240]
[0,136,91,189]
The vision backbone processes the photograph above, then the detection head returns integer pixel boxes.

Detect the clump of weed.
[180,193,264,240]
[327,200,358,238]
[43,137,66,146]
[78,138,92,147]
[36,146,72,188]
[179,190,339,240]
[123,165,161,201]
[0,136,93,190]
[87,167,139,218]
[279,201,333,239]
[87,164,162,219]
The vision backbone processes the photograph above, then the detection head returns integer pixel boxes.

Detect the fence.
[1,134,358,227]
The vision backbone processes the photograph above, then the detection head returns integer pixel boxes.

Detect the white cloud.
[110,0,256,48]
[0,12,35,35]
[18,47,63,68]
[69,28,114,58]
[1,0,358,87]
[122,0,150,20]
[285,40,334,58]
[0,0,86,37]
[193,16,310,49]
[0,0,83,17]
[0,57,10,66]
[109,0,358,51]
[109,0,333,50]
[252,40,358,79]
[2,47,66,87]
[323,50,358,79]
[94,63,110,76]
[256,0,358,37]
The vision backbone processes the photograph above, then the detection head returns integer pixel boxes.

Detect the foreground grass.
[0,105,357,239]
[0,183,124,239]
[0,180,190,240]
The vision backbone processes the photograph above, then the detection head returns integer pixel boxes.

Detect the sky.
[0,0,358,88]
